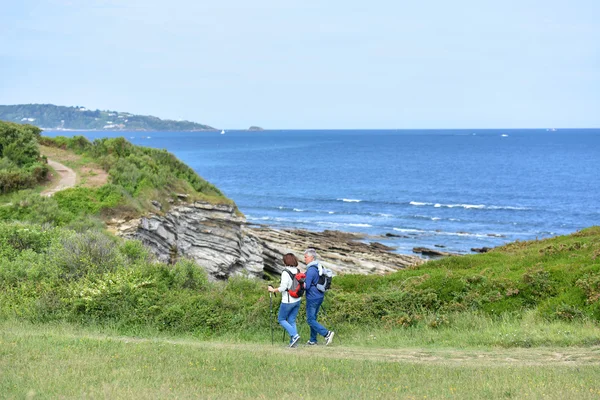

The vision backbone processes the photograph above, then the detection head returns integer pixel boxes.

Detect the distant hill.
[0,104,216,131]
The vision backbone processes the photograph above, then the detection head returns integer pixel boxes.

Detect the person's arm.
[304,266,316,289]
[268,271,290,293]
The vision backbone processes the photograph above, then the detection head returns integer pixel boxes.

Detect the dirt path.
[14,329,600,366]
[41,159,77,197]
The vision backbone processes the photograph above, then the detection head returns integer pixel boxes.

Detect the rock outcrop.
[251,227,424,275]
[113,201,425,280]
[412,247,460,257]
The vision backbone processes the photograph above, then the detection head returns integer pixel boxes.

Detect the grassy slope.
[1,135,235,225]
[332,226,600,329]
[2,322,600,400]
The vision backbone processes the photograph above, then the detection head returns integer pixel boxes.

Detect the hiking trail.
[41,159,77,197]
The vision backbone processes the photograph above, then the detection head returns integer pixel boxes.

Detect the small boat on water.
[501,134,508,137]
[221,130,225,135]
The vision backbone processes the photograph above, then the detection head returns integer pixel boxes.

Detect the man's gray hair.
[304,248,318,260]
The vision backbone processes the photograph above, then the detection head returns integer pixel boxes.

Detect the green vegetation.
[1,132,231,224]
[0,220,598,347]
[0,121,48,194]
[329,227,600,330]
[0,104,215,131]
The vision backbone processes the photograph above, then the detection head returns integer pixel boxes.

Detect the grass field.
[2,321,600,399]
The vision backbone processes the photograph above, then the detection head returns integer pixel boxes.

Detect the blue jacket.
[304,261,325,301]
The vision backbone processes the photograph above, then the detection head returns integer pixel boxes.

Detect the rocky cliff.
[114,201,425,279]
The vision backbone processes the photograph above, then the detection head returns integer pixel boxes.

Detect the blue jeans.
[306,297,328,342]
[278,301,300,340]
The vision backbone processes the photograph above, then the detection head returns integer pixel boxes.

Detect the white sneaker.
[289,335,301,348]
[325,331,335,346]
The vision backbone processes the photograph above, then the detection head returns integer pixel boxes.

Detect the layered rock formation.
[113,201,425,280]
[251,227,424,274]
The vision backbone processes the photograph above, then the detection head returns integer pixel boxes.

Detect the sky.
[1,0,599,129]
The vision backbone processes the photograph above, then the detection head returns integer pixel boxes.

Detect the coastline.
[40,128,220,132]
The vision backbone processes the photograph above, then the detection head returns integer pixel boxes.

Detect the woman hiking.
[268,253,302,348]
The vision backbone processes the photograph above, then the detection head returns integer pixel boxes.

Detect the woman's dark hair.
[282,253,298,267]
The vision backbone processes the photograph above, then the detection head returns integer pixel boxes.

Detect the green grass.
[1,321,600,399]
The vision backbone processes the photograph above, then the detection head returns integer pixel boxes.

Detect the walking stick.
[269,291,274,345]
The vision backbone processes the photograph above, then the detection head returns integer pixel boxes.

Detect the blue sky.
[1,0,598,129]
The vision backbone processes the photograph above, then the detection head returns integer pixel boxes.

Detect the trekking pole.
[269,289,274,345]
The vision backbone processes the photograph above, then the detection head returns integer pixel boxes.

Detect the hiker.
[303,248,334,346]
[267,253,302,348]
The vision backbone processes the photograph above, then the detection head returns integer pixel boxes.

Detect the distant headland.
[0,104,216,131]
[248,126,264,131]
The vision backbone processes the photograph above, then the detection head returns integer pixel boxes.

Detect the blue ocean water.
[45,129,600,255]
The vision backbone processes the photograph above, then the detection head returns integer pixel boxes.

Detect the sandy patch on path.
[40,145,109,189]
[78,166,109,188]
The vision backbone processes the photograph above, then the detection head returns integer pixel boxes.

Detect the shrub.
[54,230,124,280]
[576,273,600,304]
[0,121,47,193]
[168,258,209,291]
[0,222,53,260]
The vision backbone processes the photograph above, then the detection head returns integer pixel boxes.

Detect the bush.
[53,230,124,280]
[168,258,209,291]
[0,222,53,261]
[0,121,47,193]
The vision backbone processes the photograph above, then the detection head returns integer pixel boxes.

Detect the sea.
[44,129,600,255]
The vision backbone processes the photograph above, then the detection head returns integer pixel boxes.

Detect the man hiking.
[303,248,334,346]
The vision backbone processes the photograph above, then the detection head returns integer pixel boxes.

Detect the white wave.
[371,212,393,217]
[393,227,493,238]
[455,204,485,209]
[348,223,372,228]
[431,217,441,221]
[293,208,304,212]
[247,216,272,221]
[410,201,528,211]
[338,198,362,203]
[393,228,424,233]
[488,205,530,210]
[328,211,335,214]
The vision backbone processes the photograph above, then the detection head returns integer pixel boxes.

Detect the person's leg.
[278,302,297,338]
[305,299,318,342]
[288,301,300,337]
[306,298,328,341]
[288,301,301,346]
